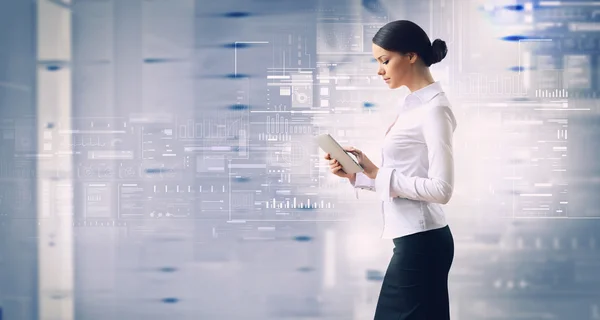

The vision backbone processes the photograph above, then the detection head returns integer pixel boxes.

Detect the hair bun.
[430,39,448,65]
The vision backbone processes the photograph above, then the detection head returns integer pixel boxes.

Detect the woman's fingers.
[343,146,361,155]
[331,164,343,174]
[325,156,346,176]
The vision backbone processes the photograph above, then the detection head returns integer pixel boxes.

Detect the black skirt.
[374,225,454,320]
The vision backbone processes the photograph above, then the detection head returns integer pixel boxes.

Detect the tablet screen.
[315,133,364,174]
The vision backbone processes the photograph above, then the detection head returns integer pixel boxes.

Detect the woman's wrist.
[348,173,357,185]
[366,167,379,179]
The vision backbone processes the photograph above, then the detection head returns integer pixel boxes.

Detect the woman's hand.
[324,153,356,183]
[343,146,379,179]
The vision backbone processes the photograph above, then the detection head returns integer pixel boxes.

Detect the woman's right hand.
[324,153,356,182]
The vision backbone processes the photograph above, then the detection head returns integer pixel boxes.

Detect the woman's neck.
[406,68,435,92]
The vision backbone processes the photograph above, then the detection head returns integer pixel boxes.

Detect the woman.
[325,20,457,319]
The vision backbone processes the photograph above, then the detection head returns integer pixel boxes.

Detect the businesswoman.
[325,20,457,319]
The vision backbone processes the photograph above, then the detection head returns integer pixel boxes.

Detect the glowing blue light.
[145,168,170,174]
[228,104,249,111]
[297,266,314,272]
[225,73,250,79]
[233,176,250,183]
[366,269,385,281]
[293,235,312,242]
[501,35,528,42]
[223,12,251,18]
[223,43,251,49]
[504,4,524,11]
[161,298,179,304]
[144,58,172,63]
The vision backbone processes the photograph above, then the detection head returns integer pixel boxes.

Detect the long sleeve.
[349,171,375,198]
[352,171,376,191]
[375,105,456,204]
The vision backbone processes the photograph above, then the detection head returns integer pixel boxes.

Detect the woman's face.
[371,43,416,89]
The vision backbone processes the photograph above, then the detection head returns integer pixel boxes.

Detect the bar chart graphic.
[265,197,334,209]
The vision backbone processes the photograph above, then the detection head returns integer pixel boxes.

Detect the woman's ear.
[407,53,417,64]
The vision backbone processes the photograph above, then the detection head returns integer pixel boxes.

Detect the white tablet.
[315,133,364,174]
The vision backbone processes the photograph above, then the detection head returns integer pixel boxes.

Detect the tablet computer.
[315,133,364,174]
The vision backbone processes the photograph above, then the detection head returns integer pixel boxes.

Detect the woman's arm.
[374,105,456,204]
[348,172,376,199]
[351,171,376,191]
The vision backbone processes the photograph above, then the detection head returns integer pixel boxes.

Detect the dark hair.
[372,20,447,67]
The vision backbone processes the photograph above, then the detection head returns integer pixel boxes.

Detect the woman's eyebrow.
[376,54,388,61]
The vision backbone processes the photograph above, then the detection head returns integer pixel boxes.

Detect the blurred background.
[1,0,600,319]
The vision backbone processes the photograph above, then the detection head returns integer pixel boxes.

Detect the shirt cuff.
[353,172,375,191]
[375,168,395,202]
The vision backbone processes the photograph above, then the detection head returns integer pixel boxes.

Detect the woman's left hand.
[344,146,379,179]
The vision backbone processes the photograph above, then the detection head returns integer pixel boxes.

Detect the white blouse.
[352,81,458,239]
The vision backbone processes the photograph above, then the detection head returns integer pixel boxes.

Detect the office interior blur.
[1,0,600,319]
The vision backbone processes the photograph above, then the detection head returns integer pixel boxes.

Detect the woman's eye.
[383,60,389,65]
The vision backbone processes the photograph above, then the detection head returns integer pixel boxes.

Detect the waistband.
[392,225,451,247]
